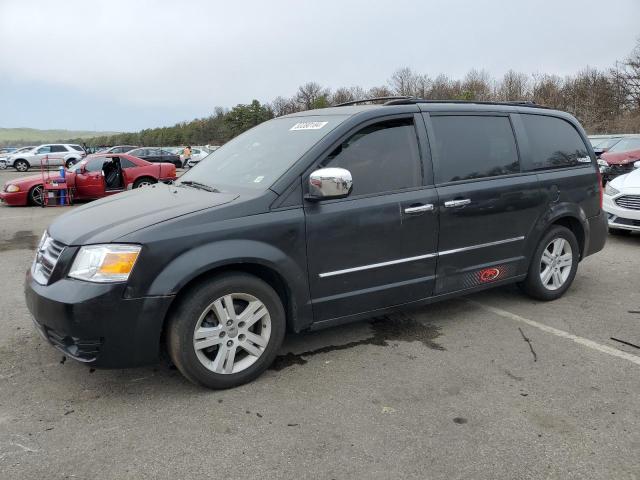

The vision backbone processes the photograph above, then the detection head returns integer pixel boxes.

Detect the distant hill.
[0,128,120,145]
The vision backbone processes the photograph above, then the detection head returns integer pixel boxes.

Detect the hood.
[601,149,640,165]
[3,172,74,187]
[610,167,640,191]
[49,183,239,245]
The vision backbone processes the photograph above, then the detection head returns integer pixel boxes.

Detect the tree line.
[81,39,640,148]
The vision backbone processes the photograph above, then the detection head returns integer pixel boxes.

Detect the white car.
[603,160,640,234]
[6,144,86,172]
[0,146,35,169]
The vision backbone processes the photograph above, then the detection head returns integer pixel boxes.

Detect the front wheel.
[519,226,579,301]
[167,272,286,389]
[14,159,29,172]
[29,184,44,206]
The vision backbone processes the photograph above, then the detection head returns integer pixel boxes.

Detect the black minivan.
[26,99,607,388]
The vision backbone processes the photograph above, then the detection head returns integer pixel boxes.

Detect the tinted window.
[50,145,68,153]
[85,158,105,172]
[70,145,84,151]
[37,146,51,154]
[130,149,146,157]
[431,115,519,183]
[120,158,137,168]
[521,114,589,170]
[323,119,422,196]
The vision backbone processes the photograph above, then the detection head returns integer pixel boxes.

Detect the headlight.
[604,184,620,197]
[6,184,20,193]
[69,244,141,283]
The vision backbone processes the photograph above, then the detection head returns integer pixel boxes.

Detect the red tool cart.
[40,156,72,207]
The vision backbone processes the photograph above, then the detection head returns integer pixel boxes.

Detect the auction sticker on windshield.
[290,121,328,131]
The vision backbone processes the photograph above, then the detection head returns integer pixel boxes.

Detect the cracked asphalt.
[0,169,639,479]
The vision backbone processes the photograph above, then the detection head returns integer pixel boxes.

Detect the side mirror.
[634,161,640,169]
[307,167,353,200]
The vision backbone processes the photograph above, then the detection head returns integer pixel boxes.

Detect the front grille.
[615,195,640,211]
[32,232,66,285]
[45,327,102,362]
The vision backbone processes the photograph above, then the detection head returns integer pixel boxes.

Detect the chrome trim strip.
[438,236,525,256]
[318,236,525,278]
[318,253,437,278]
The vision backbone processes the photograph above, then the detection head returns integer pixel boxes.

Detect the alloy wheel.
[193,293,271,374]
[15,161,28,172]
[539,238,573,291]
[31,185,44,206]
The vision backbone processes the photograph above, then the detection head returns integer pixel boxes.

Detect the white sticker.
[577,156,591,163]
[253,176,265,183]
[290,121,328,131]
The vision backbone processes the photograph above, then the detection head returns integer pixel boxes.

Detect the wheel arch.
[527,204,588,262]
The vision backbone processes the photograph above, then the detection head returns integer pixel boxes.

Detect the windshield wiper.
[179,180,219,193]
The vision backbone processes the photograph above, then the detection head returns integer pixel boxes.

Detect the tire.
[519,226,579,301]
[167,272,286,389]
[609,227,631,236]
[133,177,156,189]
[14,159,29,172]
[29,184,44,206]
[65,158,78,169]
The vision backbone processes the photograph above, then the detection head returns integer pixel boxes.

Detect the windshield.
[178,115,348,190]
[609,137,640,153]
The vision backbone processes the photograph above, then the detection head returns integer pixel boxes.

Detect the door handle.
[444,199,471,208]
[404,204,434,214]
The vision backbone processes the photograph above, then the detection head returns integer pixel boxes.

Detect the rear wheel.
[133,177,156,189]
[65,158,78,169]
[520,226,579,301]
[14,159,29,172]
[29,184,44,206]
[167,273,286,389]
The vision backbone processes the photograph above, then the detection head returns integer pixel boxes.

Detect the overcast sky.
[1,0,638,132]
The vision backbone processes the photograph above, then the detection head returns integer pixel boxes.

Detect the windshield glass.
[609,137,640,153]
[178,115,349,190]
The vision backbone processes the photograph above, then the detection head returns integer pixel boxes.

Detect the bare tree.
[496,70,530,101]
[331,86,366,105]
[271,96,298,117]
[368,85,393,98]
[389,67,419,96]
[461,69,493,100]
[295,82,330,110]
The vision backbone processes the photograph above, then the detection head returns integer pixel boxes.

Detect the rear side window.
[430,115,519,184]
[120,158,137,168]
[50,145,68,153]
[323,118,422,196]
[521,114,589,170]
[70,145,84,151]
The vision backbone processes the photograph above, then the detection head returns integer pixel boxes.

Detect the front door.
[74,157,106,199]
[305,116,439,322]
[425,113,543,294]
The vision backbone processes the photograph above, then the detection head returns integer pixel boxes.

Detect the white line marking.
[468,300,640,367]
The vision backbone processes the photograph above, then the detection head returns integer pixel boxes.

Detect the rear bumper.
[25,270,174,368]
[0,190,29,206]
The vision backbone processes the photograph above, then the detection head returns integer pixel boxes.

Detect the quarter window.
[430,115,519,184]
[521,114,589,170]
[322,118,422,196]
[120,158,137,168]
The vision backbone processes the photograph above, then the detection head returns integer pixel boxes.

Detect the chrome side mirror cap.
[634,160,640,169]
[307,167,353,200]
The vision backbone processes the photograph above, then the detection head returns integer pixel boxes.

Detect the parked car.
[0,154,176,206]
[182,146,210,168]
[128,147,182,167]
[93,145,138,155]
[0,146,35,169]
[603,160,640,234]
[599,136,640,183]
[5,144,86,172]
[25,100,606,389]
[589,135,624,157]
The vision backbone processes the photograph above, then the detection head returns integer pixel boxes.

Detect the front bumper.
[0,190,29,206]
[603,193,640,232]
[25,270,174,368]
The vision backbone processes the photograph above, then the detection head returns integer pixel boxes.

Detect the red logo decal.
[479,268,501,282]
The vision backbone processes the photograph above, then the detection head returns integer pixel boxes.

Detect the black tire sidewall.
[168,273,285,389]
[29,185,44,206]
[15,160,29,172]
[523,226,579,301]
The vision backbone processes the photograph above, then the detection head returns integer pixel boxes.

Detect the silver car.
[5,144,86,172]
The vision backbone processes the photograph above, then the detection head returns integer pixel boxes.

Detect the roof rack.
[383,98,550,109]
[334,96,414,107]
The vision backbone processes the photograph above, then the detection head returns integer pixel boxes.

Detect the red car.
[0,154,177,206]
[600,142,640,183]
